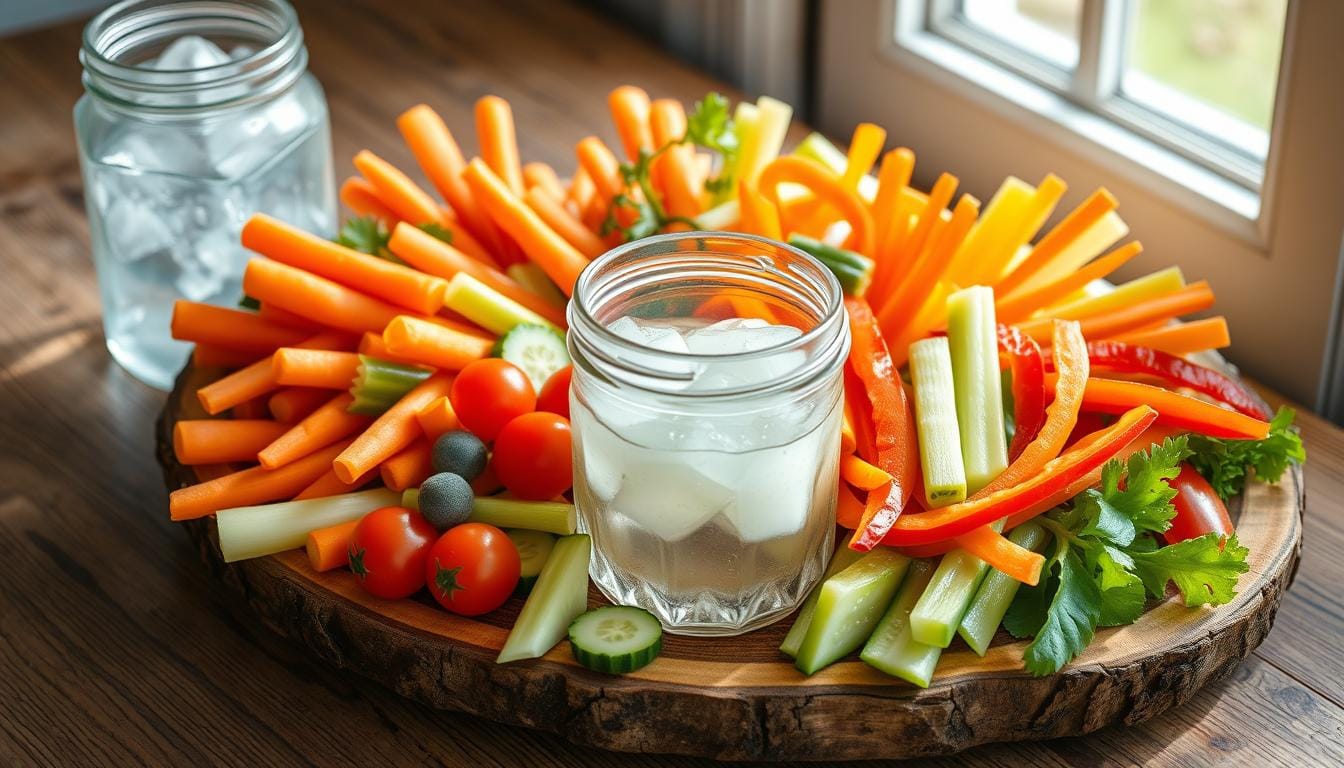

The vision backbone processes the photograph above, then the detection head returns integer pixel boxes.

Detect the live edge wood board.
[156,363,1303,762]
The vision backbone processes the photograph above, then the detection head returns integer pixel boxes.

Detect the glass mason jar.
[568,232,850,635]
[74,0,335,390]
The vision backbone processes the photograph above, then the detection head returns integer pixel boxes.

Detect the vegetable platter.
[155,86,1306,761]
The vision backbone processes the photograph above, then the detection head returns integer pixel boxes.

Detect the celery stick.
[348,355,431,415]
[216,488,399,563]
[471,496,576,535]
[908,522,1004,647]
[780,544,866,658]
[735,96,793,191]
[1048,265,1185,320]
[860,559,942,687]
[695,199,740,230]
[792,132,848,173]
[443,272,558,336]
[957,522,1049,656]
[498,534,591,663]
[506,262,569,308]
[795,549,910,675]
[909,337,968,507]
[710,102,759,205]
[946,285,1009,494]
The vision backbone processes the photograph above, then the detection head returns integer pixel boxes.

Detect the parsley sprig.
[1187,406,1305,499]
[335,216,452,263]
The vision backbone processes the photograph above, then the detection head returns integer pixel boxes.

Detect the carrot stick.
[192,344,263,369]
[840,454,894,491]
[293,466,374,501]
[380,437,434,492]
[893,172,958,277]
[649,99,696,210]
[358,331,426,367]
[396,104,496,247]
[339,176,401,225]
[876,193,980,338]
[169,438,353,521]
[196,331,351,416]
[271,348,362,389]
[415,395,459,439]
[475,95,526,196]
[387,222,568,326]
[170,300,309,354]
[870,148,915,252]
[352,149,445,226]
[996,241,1144,324]
[257,392,372,470]
[576,136,625,205]
[173,419,289,465]
[996,188,1118,295]
[382,316,493,371]
[758,156,874,256]
[1016,281,1215,344]
[523,162,568,203]
[567,166,597,215]
[267,387,331,423]
[841,123,888,191]
[231,397,270,420]
[306,519,360,572]
[608,85,654,161]
[1109,317,1230,355]
[333,372,454,483]
[1079,378,1270,440]
[256,303,320,331]
[463,159,590,297]
[243,258,407,335]
[737,180,782,241]
[523,186,608,258]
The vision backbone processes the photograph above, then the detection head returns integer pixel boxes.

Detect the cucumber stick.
[909,336,968,507]
[788,235,875,296]
[795,549,910,675]
[568,605,662,673]
[498,533,591,663]
[946,285,1008,494]
[493,323,569,391]
[908,520,1005,648]
[957,522,1049,656]
[780,544,866,658]
[506,528,556,596]
[216,488,399,563]
[860,559,943,687]
[471,496,576,535]
[443,272,558,336]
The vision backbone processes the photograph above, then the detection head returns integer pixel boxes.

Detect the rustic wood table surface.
[1,1,1341,765]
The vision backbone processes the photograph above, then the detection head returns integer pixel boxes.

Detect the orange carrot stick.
[258,392,372,470]
[396,104,497,248]
[382,316,493,371]
[293,466,375,501]
[170,300,309,354]
[523,162,567,203]
[380,437,434,492]
[306,519,360,572]
[475,95,526,196]
[576,136,625,206]
[996,188,1118,294]
[271,348,362,389]
[333,373,454,483]
[352,149,445,226]
[758,156,875,256]
[1015,281,1215,344]
[256,303,320,331]
[340,176,401,225]
[243,258,407,335]
[358,331,427,367]
[196,331,352,416]
[567,166,597,215]
[840,454,894,491]
[1109,317,1230,355]
[169,438,353,521]
[608,85,654,161]
[524,186,608,259]
[737,180,782,241]
[463,159,590,297]
[231,397,270,420]
[1079,378,1270,440]
[192,345,264,369]
[267,387,331,423]
[996,241,1144,324]
[870,148,915,251]
[173,419,289,465]
[649,99,689,191]
[892,172,958,279]
[876,193,980,338]
[415,396,459,439]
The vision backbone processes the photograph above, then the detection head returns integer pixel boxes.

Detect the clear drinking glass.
[567,233,850,636]
[74,0,335,390]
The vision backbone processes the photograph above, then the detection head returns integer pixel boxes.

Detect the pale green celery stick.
[216,488,399,563]
[957,522,1050,656]
[710,102,758,205]
[442,272,558,336]
[909,336,968,507]
[734,96,793,190]
[860,559,942,687]
[471,496,576,535]
[795,549,910,675]
[348,356,432,415]
[497,534,591,663]
[780,545,866,658]
[946,285,1009,494]
[792,132,848,173]
[908,520,1005,647]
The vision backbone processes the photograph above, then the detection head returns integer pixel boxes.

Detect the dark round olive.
[418,472,475,530]
[432,429,489,481]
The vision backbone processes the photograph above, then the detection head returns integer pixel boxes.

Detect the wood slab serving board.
[156,364,1303,762]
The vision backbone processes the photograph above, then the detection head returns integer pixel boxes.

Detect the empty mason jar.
[567,232,850,635]
[74,0,335,389]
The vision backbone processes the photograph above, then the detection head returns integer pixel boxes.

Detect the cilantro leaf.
[238,294,261,310]
[1074,489,1136,547]
[1128,532,1250,607]
[335,216,390,255]
[1021,549,1101,676]
[685,92,738,159]
[1003,575,1053,639]
[1094,546,1146,626]
[1187,406,1305,500]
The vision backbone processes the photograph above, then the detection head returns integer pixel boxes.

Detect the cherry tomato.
[425,523,520,615]
[450,359,536,441]
[1165,463,1234,543]
[348,506,438,599]
[536,365,573,420]
[492,412,574,500]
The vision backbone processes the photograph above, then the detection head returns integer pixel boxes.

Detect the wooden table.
[1,1,1339,764]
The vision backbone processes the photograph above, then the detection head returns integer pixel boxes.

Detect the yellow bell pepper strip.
[878,405,1157,546]
[1000,324,1047,463]
[845,297,920,551]
[1014,280,1215,344]
[758,156,875,257]
[1081,340,1269,419]
[1079,378,1270,440]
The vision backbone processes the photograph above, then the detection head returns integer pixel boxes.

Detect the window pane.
[1123,0,1287,157]
[962,0,1083,69]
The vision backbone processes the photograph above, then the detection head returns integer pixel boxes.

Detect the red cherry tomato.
[425,523,520,615]
[450,358,536,441]
[492,412,573,500]
[1165,463,1234,543]
[536,365,573,420]
[348,506,437,599]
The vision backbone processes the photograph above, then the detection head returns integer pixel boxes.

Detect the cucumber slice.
[471,496,576,535]
[493,323,570,391]
[780,544,865,658]
[860,559,942,687]
[795,548,910,675]
[957,522,1049,655]
[568,605,663,673]
[498,533,591,663]
[443,272,558,336]
[507,528,556,596]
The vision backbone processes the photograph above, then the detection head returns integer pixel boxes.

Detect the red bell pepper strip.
[999,324,1046,462]
[1079,378,1269,440]
[879,405,1157,546]
[843,297,919,551]
[1081,340,1270,419]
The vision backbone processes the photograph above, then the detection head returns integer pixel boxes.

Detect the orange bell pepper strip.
[843,297,919,551]
[758,156,875,257]
[840,454,893,491]
[1078,377,1270,440]
[836,482,866,530]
